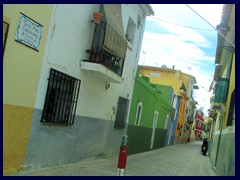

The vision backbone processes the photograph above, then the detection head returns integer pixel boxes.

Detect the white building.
[25,4,153,168]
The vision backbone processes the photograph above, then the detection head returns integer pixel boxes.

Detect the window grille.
[41,68,81,125]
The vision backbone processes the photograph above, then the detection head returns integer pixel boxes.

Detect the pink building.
[194,111,204,140]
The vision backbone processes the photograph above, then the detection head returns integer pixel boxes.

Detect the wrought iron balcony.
[85,46,124,77]
[82,21,125,83]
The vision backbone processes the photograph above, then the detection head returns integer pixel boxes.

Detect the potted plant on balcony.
[93,12,103,24]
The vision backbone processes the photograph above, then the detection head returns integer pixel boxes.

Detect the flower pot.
[93,12,103,24]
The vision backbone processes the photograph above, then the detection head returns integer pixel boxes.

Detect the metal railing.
[86,22,125,76]
[41,68,81,125]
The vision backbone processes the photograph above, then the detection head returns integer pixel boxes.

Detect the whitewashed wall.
[35,4,147,122]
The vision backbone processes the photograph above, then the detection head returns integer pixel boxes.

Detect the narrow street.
[10,141,216,176]
[4,4,235,176]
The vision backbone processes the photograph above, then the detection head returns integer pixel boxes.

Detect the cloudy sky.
[139,4,223,115]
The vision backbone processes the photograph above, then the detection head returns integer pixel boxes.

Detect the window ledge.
[81,61,124,84]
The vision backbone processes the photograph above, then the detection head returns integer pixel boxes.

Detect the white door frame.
[150,111,159,149]
[167,124,173,145]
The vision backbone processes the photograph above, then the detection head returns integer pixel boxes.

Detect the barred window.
[41,68,81,125]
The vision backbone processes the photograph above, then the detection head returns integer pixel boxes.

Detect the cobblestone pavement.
[9,141,216,176]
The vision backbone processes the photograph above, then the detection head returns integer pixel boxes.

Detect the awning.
[103,4,127,60]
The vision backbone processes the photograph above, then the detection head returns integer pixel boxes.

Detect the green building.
[127,68,173,155]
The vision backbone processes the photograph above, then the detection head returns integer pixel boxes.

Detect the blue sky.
[139,4,223,115]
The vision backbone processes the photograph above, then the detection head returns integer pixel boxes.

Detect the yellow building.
[3,4,53,174]
[140,65,197,144]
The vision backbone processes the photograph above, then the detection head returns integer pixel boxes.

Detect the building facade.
[3,4,154,174]
[3,4,54,174]
[165,94,181,146]
[194,110,204,140]
[127,68,172,154]
[208,4,235,176]
[139,65,197,145]
[186,99,198,142]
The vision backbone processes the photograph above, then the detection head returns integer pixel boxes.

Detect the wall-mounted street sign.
[15,13,43,51]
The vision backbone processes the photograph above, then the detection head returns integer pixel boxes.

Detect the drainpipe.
[133,9,146,78]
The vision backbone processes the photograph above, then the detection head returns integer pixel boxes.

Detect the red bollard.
[117,135,128,176]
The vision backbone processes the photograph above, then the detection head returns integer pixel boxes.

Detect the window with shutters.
[114,96,129,129]
[214,77,229,103]
[85,4,127,77]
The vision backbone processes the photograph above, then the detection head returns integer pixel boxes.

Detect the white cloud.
[150,4,222,30]
[187,4,223,27]
[159,22,210,47]
[139,4,223,115]
[140,31,214,67]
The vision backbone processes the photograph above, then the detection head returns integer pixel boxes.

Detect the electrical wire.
[185,4,235,48]
[149,15,235,33]
[149,16,216,31]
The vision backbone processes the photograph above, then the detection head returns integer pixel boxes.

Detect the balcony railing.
[85,22,125,77]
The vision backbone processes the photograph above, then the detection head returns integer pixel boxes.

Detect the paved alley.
[10,141,216,176]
